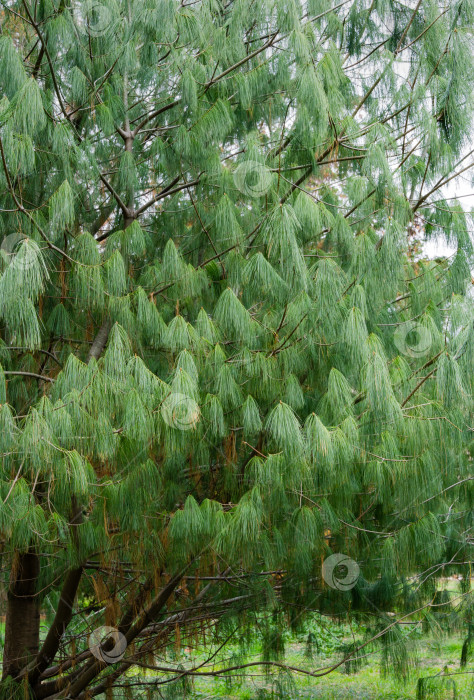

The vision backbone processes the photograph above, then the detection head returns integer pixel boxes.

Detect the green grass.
[166,633,473,700]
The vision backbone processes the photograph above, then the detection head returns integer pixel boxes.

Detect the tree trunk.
[87,320,111,363]
[2,549,40,680]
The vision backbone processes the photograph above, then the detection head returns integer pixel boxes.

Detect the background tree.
[0,0,473,697]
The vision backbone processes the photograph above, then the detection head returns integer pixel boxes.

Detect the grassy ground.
[157,628,473,700]
[156,580,474,699]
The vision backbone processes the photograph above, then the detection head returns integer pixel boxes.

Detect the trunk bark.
[87,320,111,363]
[123,214,135,229]
[2,549,40,679]
[2,317,112,686]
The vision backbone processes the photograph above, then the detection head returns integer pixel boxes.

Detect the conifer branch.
[21,1,129,219]
[414,152,474,211]
[132,32,279,137]
[401,368,437,408]
[3,371,54,382]
[0,134,76,263]
[134,177,201,217]
[86,568,233,698]
[5,347,62,368]
[394,0,423,54]
[67,570,187,697]
[188,186,226,276]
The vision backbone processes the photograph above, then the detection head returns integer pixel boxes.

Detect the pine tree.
[0,1,473,697]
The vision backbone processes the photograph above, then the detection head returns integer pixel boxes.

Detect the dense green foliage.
[0,0,473,697]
